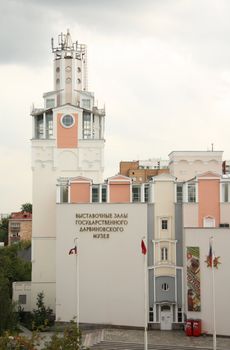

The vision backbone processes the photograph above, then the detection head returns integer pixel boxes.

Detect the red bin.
[185,319,193,336]
[193,319,202,337]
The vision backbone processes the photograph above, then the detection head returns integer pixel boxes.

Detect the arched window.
[203,216,215,228]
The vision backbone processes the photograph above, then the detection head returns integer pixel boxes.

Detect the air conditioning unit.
[219,223,230,228]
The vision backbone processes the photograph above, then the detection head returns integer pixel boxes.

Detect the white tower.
[31,30,105,309]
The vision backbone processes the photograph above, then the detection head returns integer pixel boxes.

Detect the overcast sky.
[1,0,230,213]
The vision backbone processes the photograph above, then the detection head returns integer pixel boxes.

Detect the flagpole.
[211,237,216,350]
[74,237,79,328]
[142,237,148,350]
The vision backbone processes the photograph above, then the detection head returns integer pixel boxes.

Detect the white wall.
[184,228,230,336]
[56,203,147,327]
[13,282,31,312]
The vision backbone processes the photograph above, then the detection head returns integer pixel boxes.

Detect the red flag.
[69,246,77,255]
[141,240,147,255]
[208,241,213,267]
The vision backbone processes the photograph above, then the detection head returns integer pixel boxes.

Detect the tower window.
[83,113,91,139]
[56,78,60,84]
[77,78,81,84]
[161,283,169,291]
[35,115,43,139]
[161,247,168,261]
[82,99,91,109]
[161,219,168,230]
[77,67,81,73]
[61,114,75,128]
[46,113,53,138]
[46,99,55,109]
[56,67,60,73]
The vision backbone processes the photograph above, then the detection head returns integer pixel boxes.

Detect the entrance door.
[160,305,172,330]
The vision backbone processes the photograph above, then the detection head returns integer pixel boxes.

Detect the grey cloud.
[1,0,230,70]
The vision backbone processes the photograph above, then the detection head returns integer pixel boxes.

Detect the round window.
[61,114,75,128]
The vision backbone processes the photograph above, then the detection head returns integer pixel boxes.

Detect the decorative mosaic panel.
[187,247,201,312]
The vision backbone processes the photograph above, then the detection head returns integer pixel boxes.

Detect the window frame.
[61,114,75,129]
[188,182,196,203]
[132,185,141,202]
[161,219,168,230]
[161,247,168,261]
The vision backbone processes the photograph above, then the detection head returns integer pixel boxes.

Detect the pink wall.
[109,182,130,203]
[198,178,220,227]
[70,182,90,203]
[57,113,78,148]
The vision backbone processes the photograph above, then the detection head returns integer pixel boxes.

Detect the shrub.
[32,292,55,331]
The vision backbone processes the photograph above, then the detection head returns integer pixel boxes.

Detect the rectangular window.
[46,113,53,138]
[60,185,68,203]
[188,183,196,202]
[144,185,149,202]
[82,99,91,109]
[36,115,43,139]
[10,222,20,232]
[161,247,168,261]
[132,185,141,202]
[176,184,183,203]
[177,307,183,322]
[161,219,168,230]
[46,98,55,109]
[92,186,99,202]
[149,307,154,322]
[102,185,107,203]
[83,113,91,139]
[222,183,229,202]
[19,294,27,305]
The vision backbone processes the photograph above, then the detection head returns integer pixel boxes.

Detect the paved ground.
[103,329,230,349]
[19,326,230,349]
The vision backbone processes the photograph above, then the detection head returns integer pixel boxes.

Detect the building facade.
[8,212,32,245]
[120,159,169,183]
[13,31,230,335]
[30,30,105,310]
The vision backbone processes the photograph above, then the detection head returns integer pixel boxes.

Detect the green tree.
[21,203,32,213]
[0,274,18,335]
[0,244,32,334]
[0,217,9,244]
